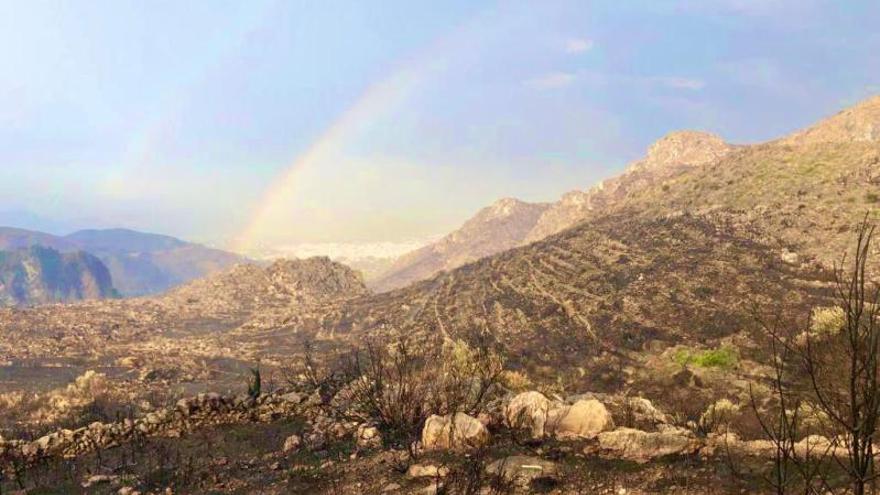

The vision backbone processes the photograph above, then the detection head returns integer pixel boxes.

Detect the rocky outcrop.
[506,392,614,440]
[421,412,490,451]
[0,246,116,306]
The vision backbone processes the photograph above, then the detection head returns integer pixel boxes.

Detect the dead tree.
[801,216,880,495]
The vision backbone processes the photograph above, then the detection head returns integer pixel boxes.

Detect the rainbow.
[233,3,522,254]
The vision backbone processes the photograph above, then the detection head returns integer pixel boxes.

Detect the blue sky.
[0,0,878,245]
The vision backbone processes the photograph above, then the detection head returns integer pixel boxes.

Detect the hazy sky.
[1,1,878,247]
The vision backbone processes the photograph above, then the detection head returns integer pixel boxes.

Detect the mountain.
[0,246,116,306]
[371,132,733,292]
[540,96,880,272]
[0,227,246,297]
[374,96,880,293]
[370,198,550,292]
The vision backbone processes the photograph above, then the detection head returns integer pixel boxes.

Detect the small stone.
[283,434,302,453]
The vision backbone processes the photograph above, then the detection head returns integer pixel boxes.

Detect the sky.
[0,0,878,250]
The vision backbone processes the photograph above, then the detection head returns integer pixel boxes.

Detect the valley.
[2,96,879,494]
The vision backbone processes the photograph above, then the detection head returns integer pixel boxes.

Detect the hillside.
[255,213,829,393]
[370,198,549,292]
[0,246,116,306]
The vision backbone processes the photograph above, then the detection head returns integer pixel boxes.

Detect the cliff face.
[0,246,116,306]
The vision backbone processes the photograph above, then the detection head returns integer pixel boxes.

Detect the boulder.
[421,412,490,451]
[505,391,552,439]
[597,427,699,463]
[547,399,614,439]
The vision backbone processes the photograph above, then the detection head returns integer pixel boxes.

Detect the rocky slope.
[0,246,116,306]
[370,198,549,292]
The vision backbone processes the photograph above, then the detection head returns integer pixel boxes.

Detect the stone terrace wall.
[0,389,312,468]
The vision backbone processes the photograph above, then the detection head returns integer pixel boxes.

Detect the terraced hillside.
[247,213,831,393]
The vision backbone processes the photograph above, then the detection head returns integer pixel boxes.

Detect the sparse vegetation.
[673,346,738,369]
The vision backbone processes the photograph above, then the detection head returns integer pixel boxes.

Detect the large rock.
[505,391,552,439]
[421,412,490,451]
[597,427,699,463]
[547,399,614,439]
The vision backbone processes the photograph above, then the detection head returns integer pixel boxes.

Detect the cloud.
[565,38,594,54]
[524,71,576,90]
[649,76,706,91]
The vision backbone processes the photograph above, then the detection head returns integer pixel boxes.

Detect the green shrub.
[673,346,737,369]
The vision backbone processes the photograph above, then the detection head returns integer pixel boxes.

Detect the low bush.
[673,346,737,369]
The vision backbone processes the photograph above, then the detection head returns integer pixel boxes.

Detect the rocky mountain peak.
[477,198,536,221]
[783,95,880,145]
[637,130,731,171]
